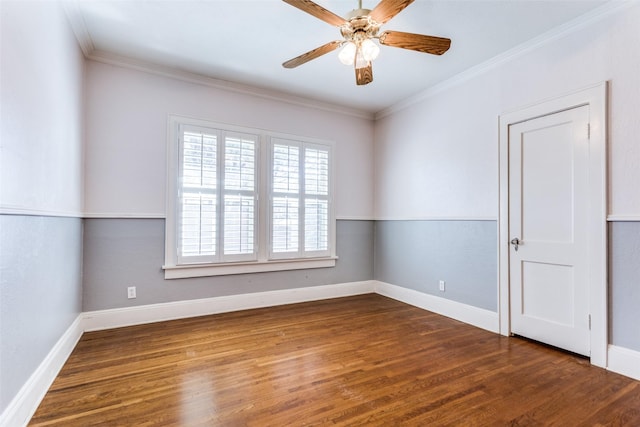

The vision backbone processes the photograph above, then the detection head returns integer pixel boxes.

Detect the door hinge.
[588,314,591,330]
[587,123,591,139]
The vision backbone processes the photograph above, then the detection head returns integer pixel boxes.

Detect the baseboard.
[83,280,376,331]
[607,345,640,381]
[374,281,500,333]
[0,315,84,427]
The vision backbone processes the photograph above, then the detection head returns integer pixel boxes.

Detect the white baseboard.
[374,281,500,333]
[0,315,84,427]
[607,345,640,381]
[83,281,376,332]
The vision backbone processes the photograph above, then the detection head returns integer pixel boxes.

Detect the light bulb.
[338,42,356,65]
[355,47,368,69]
[361,39,380,62]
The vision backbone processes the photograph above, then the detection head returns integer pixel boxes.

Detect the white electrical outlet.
[127,286,137,299]
[439,280,446,292]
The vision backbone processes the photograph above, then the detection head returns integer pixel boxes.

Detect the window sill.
[162,257,338,279]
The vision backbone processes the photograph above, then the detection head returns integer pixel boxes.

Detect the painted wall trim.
[82,212,166,219]
[60,214,375,220]
[0,315,84,427]
[83,281,376,332]
[335,216,376,221]
[607,345,640,382]
[374,281,500,334]
[376,1,632,120]
[607,215,640,222]
[163,257,338,279]
[84,51,374,121]
[373,216,497,222]
[0,206,83,219]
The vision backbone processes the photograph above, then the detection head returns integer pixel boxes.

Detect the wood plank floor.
[30,294,640,426]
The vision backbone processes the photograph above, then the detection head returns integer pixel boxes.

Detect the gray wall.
[609,222,640,352]
[82,219,374,311]
[0,215,83,411]
[374,220,498,312]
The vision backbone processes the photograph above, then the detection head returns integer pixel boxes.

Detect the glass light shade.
[360,39,380,61]
[338,42,357,65]
[355,47,368,69]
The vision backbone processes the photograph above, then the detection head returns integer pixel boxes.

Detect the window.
[177,126,257,265]
[270,138,330,259]
[165,116,335,278]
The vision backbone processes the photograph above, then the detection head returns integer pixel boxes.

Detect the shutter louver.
[223,134,256,257]
[273,144,299,193]
[305,198,328,251]
[304,147,329,252]
[272,143,300,254]
[272,196,299,252]
[179,131,217,260]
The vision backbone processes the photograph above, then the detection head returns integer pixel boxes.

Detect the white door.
[508,105,590,356]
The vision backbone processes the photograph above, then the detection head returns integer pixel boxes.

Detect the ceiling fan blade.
[379,30,451,55]
[283,41,343,69]
[355,63,373,86]
[369,0,415,24]
[282,0,347,27]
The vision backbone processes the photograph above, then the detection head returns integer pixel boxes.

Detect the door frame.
[498,82,608,367]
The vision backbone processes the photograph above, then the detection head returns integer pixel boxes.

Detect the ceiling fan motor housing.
[340,12,381,45]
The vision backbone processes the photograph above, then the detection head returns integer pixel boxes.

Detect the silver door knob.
[510,237,521,251]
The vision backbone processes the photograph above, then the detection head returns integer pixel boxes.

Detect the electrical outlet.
[439,280,446,292]
[127,286,137,299]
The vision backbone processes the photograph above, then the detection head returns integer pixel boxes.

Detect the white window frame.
[164,115,336,279]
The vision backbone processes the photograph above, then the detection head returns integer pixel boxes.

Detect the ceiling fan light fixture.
[338,42,357,65]
[360,38,380,61]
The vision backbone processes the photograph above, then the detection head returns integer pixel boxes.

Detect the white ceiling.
[67,0,609,114]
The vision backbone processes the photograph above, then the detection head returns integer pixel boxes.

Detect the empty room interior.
[2,0,640,425]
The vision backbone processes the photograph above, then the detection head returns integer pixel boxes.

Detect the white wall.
[84,61,375,220]
[0,0,85,420]
[374,3,640,220]
[374,71,499,220]
[373,2,640,358]
[0,1,84,216]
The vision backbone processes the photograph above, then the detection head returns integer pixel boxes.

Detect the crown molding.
[375,0,634,120]
[86,50,375,121]
[61,0,95,57]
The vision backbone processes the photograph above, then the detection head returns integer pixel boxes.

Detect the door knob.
[510,237,522,251]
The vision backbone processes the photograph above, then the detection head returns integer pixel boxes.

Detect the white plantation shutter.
[304,147,329,252]
[272,143,300,254]
[178,128,218,263]
[177,126,257,264]
[270,139,331,259]
[222,133,257,260]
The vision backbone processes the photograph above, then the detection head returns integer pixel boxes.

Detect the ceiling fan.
[282,0,451,86]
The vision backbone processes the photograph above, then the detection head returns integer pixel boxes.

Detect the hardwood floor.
[30,294,640,426]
